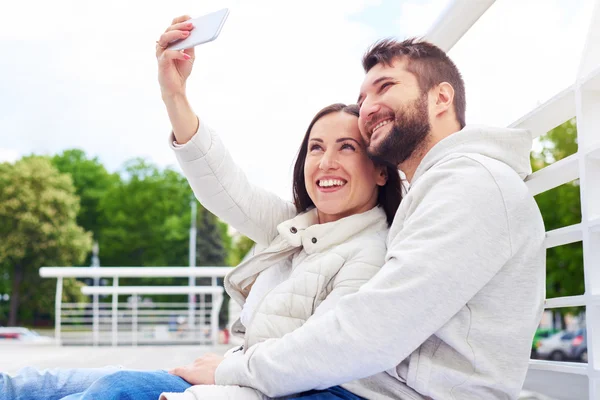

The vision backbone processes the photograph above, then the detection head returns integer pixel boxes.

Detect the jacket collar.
[225,205,389,305]
[276,206,388,255]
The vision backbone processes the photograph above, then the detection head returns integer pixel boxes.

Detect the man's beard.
[367,94,430,167]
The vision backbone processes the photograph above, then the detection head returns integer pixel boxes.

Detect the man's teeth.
[372,119,391,134]
[319,179,346,188]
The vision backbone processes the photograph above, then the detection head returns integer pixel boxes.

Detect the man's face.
[357,59,431,166]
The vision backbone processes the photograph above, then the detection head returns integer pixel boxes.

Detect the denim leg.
[0,366,122,400]
[288,386,365,400]
[59,370,192,400]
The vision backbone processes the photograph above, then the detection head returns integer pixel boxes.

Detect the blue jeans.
[0,367,191,400]
[0,367,362,400]
[291,386,364,399]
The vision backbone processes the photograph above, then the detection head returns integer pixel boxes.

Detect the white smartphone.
[167,8,230,51]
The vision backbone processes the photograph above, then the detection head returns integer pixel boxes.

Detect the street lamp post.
[91,241,100,346]
[188,197,197,334]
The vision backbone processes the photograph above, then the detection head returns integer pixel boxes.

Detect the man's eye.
[381,82,393,90]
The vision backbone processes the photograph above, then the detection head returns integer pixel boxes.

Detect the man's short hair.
[362,38,466,129]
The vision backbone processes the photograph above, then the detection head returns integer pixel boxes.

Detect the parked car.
[570,328,587,362]
[535,329,583,361]
[0,327,54,343]
[537,331,577,361]
[531,328,560,358]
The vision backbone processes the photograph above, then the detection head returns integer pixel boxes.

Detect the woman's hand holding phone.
[156,15,196,99]
[156,15,199,144]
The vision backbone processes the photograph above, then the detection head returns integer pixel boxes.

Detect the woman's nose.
[319,151,339,171]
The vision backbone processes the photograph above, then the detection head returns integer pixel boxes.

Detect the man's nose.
[319,151,339,171]
[360,101,381,121]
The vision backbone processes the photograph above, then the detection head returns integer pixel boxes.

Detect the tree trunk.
[8,265,23,326]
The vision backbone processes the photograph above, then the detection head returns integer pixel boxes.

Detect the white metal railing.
[79,286,223,346]
[426,0,599,399]
[40,267,233,346]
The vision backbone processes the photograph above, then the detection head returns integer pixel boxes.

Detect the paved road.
[523,368,588,400]
[0,343,231,374]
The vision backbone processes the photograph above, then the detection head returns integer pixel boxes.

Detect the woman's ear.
[376,166,388,187]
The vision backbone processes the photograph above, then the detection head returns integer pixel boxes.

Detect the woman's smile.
[316,177,348,193]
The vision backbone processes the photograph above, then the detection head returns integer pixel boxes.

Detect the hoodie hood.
[411,125,533,185]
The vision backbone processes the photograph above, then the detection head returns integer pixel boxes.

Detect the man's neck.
[400,122,462,182]
[398,139,434,183]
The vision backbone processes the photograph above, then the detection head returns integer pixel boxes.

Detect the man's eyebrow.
[357,76,396,103]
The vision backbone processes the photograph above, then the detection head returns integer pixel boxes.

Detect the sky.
[0,0,596,201]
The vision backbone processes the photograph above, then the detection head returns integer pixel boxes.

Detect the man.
[172,38,546,399]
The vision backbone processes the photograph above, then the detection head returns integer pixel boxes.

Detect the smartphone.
[167,8,230,51]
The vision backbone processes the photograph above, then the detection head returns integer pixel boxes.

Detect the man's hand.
[169,353,225,385]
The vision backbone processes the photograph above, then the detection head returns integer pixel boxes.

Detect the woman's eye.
[341,143,356,151]
[309,144,323,152]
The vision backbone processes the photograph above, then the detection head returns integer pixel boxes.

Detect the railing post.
[93,293,99,346]
[211,290,223,346]
[112,276,119,347]
[132,294,138,347]
[55,277,63,345]
[199,293,206,342]
[575,0,600,393]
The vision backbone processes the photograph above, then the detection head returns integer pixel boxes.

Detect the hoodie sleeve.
[214,156,514,397]
[169,119,296,247]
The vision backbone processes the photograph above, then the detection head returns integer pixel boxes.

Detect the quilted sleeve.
[169,119,296,247]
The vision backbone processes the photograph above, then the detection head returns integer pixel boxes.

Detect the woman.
[158,100,401,400]
[156,15,402,400]
[0,16,401,400]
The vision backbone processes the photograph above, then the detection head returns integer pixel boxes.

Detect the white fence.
[424,0,600,399]
[39,267,233,346]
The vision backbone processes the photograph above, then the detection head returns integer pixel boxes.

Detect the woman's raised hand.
[156,15,196,99]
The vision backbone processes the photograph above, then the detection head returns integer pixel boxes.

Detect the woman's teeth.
[318,179,346,188]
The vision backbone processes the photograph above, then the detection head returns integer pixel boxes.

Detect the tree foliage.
[98,158,193,267]
[0,157,92,325]
[51,149,119,240]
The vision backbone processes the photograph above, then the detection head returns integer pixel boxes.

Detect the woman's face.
[304,112,387,224]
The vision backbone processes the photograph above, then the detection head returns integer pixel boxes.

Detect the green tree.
[228,235,255,266]
[531,119,583,327]
[193,205,230,328]
[196,206,227,266]
[98,159,193,267]
[51,150,119,240]
[0,156,92,325]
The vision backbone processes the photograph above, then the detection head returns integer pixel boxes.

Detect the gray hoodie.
[215,125,546,400]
